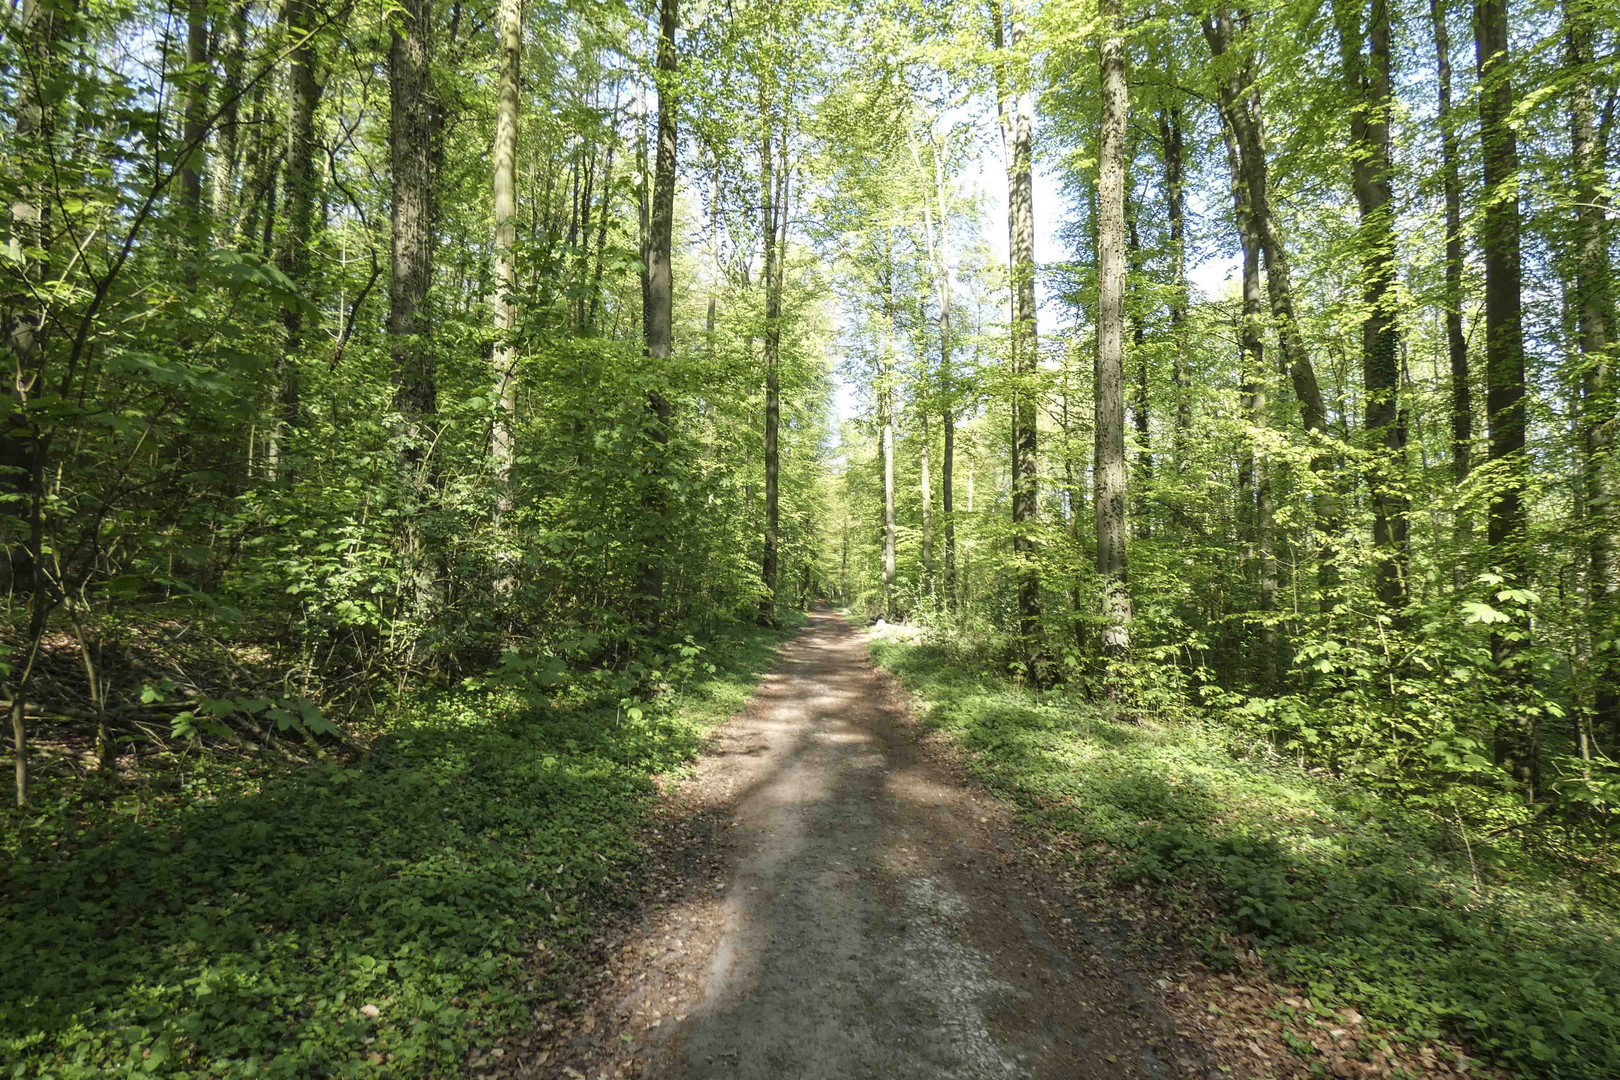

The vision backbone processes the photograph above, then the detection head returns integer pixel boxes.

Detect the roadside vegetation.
[870,631,1620,1080]
[1,624,791,1079]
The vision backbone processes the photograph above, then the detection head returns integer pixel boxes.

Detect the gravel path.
[612,610,1202,1080]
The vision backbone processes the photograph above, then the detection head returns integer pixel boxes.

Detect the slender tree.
[994,0,1047,682]
[1337,0,1409,612]
[491,0,521,579]
[1564,0,1616,746]
[1096,0,1132,663]
[1430,0,1471,494]
[269,0,323,477]
[1474,0,1534,795]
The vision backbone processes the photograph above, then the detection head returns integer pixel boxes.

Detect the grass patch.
[0,619,793,1079]
[869,634,1620,1080]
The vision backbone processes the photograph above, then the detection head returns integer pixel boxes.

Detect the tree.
[639,0,678,623]
[993,0,1047,684]
[1336,0,1408,613]
[1095,0,1132,662]
[491,0,521,588]
[1474,0,1533,795]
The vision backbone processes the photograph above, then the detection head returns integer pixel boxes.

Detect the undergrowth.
[868,633,1620,1080]
[0,619,794,1079]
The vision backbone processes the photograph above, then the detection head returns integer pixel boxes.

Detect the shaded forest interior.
[1,0,1617,1076]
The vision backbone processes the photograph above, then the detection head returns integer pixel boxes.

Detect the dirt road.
[518,610,1209,1079]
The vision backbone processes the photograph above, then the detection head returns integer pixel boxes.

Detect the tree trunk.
[914,131,958,611]
[881,360,897,620]
[1474,0,1534,796]
[920,408,934,598]
[179,0,210,238]
[3,0,61,804]
[1431,0,1471,492]
[1160,104,1191,464]
[638,0,678,624]
[760,104,783,626]
[390,0,437,615]
[269,0,322,479]
[1223,115,1278,686]
[491,0,520,588]
[1337,0,1409,612]
[1127,208,1152,534]
[210,3,248,243]
[1096,0,1133,664]
[1204,8,1338,602]
[1565,0,1617,746]
[994,0,1047,683]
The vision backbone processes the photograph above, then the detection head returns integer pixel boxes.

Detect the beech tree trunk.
[638,0,678,622]
[1565,0,1617,747]
[4,0,62,806]
[270,0,322,478]
[1223,117,1279,687]
[1431,0,1471,491]
[210,3,248,243]
[881,348,897,620]
[994,0,1047,683]
[1474,0,1534,796]
[1337,0,1409,612]
[390,0,437,617]
[491,0,520,565]
[1160,104,1191,464]
[1204,8,1339,603]
[760,105,784,626]
[1095,0,1132,663]
[179,0,210,237]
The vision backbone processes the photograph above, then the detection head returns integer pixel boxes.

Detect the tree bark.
[880,346,897,620]
[269,0,322,479]
[390,0,437,617]
[638,0,678,623]
[1223,116,1278,686]
[1205,8,1339,603]
[1096,0,1133,664]
[1565,0,1617,746]
[1160,104,1191,465]
[210,3,248,244]
[1431,0,1471,492]
[3,0,62,805]
[491,0,520,588]
[1474,0,1534,796]
[179,0,210,238]
[913,130,958,610]
[994,0,1047,683]
[760,102,784,626]
[1337,0,1409,612]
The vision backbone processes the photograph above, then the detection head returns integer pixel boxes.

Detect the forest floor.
[498,610,1504,1080]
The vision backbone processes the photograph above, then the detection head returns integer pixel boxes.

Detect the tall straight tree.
[1221,114,1278,684]
[270,0,322,478]
[760,104,788,625]
[1430,0,1471,495]
[390,0,436,612]
[1204,8,1338,601]
[911,127,958,609]
[178,0,210,235]
[491,0,520,562]
[209,2,249,243]
[1564,0,1616,746]
[1095,0,1131,662]
[1337,0,1409,611]
[993,0,1047,683]
[1474,0,1533,795]
[1159,100,1191,462]
[639,0,678,621]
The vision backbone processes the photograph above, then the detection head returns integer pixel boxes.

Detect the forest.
[1,0,1617,1075]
